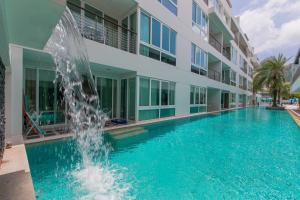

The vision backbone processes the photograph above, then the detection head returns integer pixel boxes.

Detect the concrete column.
[5,45,23,144]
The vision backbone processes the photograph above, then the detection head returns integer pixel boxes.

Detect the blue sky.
[231,0,300,62]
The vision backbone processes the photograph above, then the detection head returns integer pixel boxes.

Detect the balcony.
[208,69,221,82]
[222,47,231,61]
[209,34,222,53]
[69,2,137,54]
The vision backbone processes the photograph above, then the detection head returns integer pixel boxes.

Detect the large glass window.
[231,47,238,65]
[139,77,175,120]
[169,82,175,105]
[192,1,208,41]
[190,86,206,105]
[24,68,37,113]
[140,11,176,66]
[151,80,160,106]
[161,81,169,106]
[190,86,195,104]
[230,70,236,86]
[162,25,170,52]
[170,30,176,55]
[158,0,177,16]
[191,43,208,76]
[152,18,161,47]
[190,85,207,114]
[39,70,55,113]
[141,12,150,43]
[139,78,150,106]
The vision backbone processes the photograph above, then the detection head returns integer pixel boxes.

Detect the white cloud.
[239,0,300,56]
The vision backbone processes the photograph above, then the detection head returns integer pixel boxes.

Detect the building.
[291,49,300,93]
[0,0,256,143]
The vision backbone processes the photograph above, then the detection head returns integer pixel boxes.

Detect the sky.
[231,0,300,62]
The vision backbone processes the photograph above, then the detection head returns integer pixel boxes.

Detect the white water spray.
[45,8,131,199]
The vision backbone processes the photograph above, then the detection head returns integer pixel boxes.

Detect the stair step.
[108,126,145,136]
[112,129,149,140]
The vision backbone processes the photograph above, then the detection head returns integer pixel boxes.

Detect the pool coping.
[24,107,246,145]
[0,144,36,200]
[287,109,300,127]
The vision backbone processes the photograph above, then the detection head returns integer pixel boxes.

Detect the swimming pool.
[26,108,300,199]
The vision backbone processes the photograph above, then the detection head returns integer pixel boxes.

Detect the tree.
[280,82,291,100]
[253,54,288,107]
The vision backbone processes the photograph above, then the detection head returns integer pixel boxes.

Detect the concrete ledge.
[0,171,35,200]
[0,145,35,200]
[287,110,300,127]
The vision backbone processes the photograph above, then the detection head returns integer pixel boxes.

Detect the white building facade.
[0,0,256,143]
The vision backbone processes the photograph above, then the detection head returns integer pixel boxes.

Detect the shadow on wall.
[0,57,5,164]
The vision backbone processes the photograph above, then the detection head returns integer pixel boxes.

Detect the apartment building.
[291,49,300,93]
[0,0,256,143]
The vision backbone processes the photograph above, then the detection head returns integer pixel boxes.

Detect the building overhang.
[4,0,66,51]
[208,7,234,42]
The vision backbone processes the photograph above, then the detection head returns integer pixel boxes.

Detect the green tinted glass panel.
[25,68,37,113]
[161,82,169,106]
[139,109,159,121]
[139,78,150,106]
[160,108,175,118]
[151,80,160,106]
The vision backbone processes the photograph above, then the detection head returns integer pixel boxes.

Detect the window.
[24,68,67,125]
[140,11,177,66]
[191,43,208,76]
[169,82,176,105]
[192,1,209,41]
[161,81,169,106]
[190,86,206,105]
[231,47,238,65]
[151,80,160,106]
[138,77,176,120]
[152,18,161,47]
[239,75,243,89]
[230,70,236,86]
[162,25,170,51]
[230,93,236,108]
[190,86,195,104]
[25,68,37,113]
[139,78,150,106]
[190,85,207,114]
[170,30,176,55]
[141,12,150,43]
[158,0,177,16]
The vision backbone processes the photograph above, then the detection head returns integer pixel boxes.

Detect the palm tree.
[279,82,291,100]
[253,54,288,107]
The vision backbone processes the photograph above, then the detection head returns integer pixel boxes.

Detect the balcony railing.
[209,34,222,53]
[69,3,137,54]
[223,47,231,61]
[208,69,221,81]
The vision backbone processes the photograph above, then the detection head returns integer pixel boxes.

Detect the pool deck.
[0,145,35,200]
[24,107,244,144]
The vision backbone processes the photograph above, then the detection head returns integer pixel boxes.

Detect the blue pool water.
[26,108,300,199]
